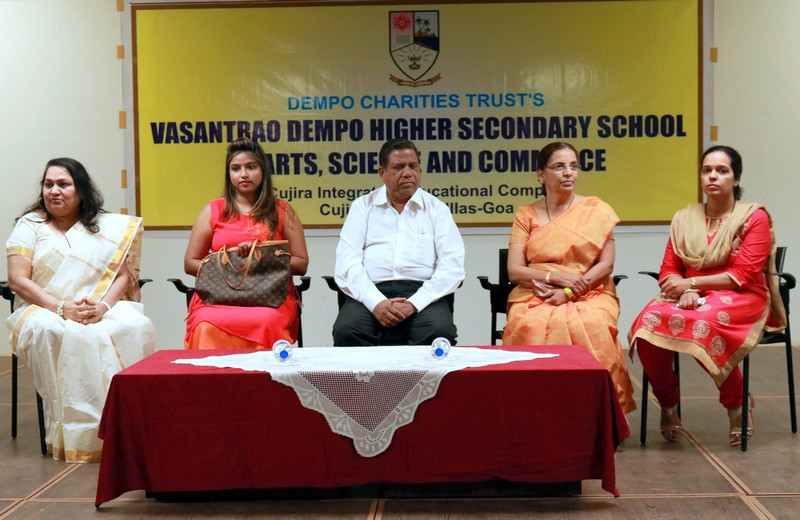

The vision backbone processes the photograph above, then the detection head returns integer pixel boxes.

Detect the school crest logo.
[389,11,440,86]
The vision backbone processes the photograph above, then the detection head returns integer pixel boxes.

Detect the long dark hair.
[537,142,578,197]
[20,157,105,233]
[222,137,278,237]
[702,145,743,201]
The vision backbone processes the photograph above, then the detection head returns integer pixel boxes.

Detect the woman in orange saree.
[503,142,635,414]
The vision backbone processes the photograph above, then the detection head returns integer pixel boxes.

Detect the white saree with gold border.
[6,212,155,462]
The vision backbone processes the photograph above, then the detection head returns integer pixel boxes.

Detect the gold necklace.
[706,217,722,237]
[236,202,254,215]
[58,228,72,248]
[704,201,735,219]
[50,220,75,248]
[705,201,735,236]
[545,193,575,222]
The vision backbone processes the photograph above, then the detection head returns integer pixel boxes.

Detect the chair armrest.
[612,274,628,286]
[777,272,796,291]
[168,278,196,309]
[0,281,12,301]
[322,275,349,309]
[638,271,659,281]
[138,278,153,289]
[477,276,498,291]
[478,275,515,313]
[1,282,15,313]
[322,275,340,292]
[295,276,311,293]
[167,278,195,294]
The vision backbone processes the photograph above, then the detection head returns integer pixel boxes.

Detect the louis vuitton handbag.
[195,240,291,307]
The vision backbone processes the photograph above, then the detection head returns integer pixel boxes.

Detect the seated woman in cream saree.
[7,211,155,462]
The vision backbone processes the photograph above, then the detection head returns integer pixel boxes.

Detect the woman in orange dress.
[503,142,635,414]
[629,145,785,445]
[183,138,309,349]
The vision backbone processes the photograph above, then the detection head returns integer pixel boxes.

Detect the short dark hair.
[537,142,578,171]
[536,142,578,196]
[379,138,420,168]
[702,145,743,201]
[21,157,105,233]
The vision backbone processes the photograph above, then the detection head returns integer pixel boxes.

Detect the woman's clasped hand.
[59,298,112,324]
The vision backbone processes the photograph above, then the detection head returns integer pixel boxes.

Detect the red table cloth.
[95,345,629,506]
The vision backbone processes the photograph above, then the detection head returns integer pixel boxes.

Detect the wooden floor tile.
[381,496,760,519]
[1,347,798,519]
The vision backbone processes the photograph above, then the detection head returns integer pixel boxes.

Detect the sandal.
[660,405,684,442]
[728,394,755,447]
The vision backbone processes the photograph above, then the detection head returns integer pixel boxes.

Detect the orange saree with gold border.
[503,197,635,414]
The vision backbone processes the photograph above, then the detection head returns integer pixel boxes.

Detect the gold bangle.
[682,288,698,295]
[564,287,575,300]
[690,277,697,290]
[545,271,551,284]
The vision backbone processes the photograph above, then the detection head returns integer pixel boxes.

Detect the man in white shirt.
[333,138,465,346]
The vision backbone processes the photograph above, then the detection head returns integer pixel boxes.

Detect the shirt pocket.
[410,223,436,269]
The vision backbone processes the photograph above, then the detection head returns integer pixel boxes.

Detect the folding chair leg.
[786,340,797,433]
[640,372,649,445]
[674,352,681,419]
[11,354,18,438]
[741,355,750,452]
[297,313,304,349]
[36,392,47,456]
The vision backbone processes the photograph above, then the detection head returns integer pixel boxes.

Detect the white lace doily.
[173,346,557,457]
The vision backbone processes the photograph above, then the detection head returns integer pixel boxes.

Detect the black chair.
[168,276,311,348]
[322,276,348,308]
[2,278,151,453]
[477,248,627,345]
[1,281,45,453]
[637,246,796,451]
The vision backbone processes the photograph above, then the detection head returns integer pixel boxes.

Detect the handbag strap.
[215,241,260,290]
[215,242,292,290]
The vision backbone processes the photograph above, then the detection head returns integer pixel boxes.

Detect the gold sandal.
[660,405,684,442]
[728,394,755,447]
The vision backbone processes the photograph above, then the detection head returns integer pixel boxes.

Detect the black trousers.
[332,280,457,346]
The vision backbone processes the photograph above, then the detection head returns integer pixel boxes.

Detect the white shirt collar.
[372,185,425,210]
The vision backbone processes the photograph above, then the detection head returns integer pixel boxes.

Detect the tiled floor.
[1,345,798,519]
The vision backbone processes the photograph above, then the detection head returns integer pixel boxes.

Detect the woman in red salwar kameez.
[629,145,785,446]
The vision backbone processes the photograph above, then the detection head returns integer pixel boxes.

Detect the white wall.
[1,0,798,355]
[0,0,125,354]
[713,2,800,269]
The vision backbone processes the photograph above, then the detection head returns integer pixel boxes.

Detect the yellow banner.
[134,1,699,228]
